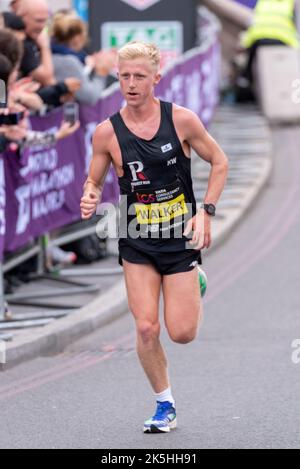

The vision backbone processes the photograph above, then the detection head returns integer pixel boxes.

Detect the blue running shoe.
[143,401,177,433]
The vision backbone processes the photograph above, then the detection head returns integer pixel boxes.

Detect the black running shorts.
[118,241,202,276]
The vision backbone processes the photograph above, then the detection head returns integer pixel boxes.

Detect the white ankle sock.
[155,387,175,406]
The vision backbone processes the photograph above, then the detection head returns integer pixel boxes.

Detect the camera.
[0,111,24,126]
[0,78,7,109]
[63,102,79,126]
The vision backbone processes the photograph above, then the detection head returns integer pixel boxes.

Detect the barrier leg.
[37,234,48,275]
[7,233,100,309]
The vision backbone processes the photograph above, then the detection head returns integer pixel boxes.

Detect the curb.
[4,279,128,370]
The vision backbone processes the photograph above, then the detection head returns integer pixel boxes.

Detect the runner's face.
[118,58,161,106]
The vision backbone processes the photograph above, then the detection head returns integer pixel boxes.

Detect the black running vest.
[110,100,197,253]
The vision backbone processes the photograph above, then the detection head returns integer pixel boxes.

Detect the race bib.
[134,181,189,226]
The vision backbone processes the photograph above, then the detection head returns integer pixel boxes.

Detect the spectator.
[16,0,55,86]
[50,12,116,105]
[237,0,300,100]
[0,27,24,87]
[0,29,80,153]
[10,0,22,14]
[0,54,14,154]
[0,20,80,295]
[1,10,26,42]
[0,12,44,111]
[36,77,81,109]
[0,54,12,90]
[0,22,81,111]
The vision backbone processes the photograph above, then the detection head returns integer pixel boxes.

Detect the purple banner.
[157,41,220,127]
[3,106,121,256]
[0,39,220,260]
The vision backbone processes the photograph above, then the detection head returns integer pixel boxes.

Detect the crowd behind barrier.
[0,37,220,263]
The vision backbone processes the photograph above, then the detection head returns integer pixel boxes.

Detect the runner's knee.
[169,326,198,344]
[136,319,160,344]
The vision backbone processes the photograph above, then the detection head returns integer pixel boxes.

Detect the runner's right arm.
[81,121,112,220]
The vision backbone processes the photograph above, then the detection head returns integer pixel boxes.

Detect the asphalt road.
[0,126,299,449]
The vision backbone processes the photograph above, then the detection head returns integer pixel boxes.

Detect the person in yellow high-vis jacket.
[243,0,300,49]
[237,0,300,99]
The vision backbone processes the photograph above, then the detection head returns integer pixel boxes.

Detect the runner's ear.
[154,73,162,85]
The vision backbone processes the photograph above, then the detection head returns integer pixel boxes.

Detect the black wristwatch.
[201,203,216,217]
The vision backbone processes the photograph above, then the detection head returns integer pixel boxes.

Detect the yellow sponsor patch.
[135,194,188,225]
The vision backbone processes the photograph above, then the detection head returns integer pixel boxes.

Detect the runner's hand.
[80,192,99,219]
[183,209,212,250]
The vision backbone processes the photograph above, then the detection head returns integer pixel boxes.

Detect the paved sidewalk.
[0,104,272,369]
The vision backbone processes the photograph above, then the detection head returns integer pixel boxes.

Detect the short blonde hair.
[118,41,161,69]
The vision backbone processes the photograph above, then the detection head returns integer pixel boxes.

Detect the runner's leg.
[162,267,203,344]
[122,260,170,393]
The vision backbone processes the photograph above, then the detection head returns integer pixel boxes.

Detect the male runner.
[80,42,228,433]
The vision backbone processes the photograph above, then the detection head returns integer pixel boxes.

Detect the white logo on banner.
[15,185,31,235]
[14,146,76,235]
[163,74,184,106]
[186,70,202,114]
[120,0,161,10]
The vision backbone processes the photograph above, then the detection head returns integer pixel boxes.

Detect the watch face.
[207,204,215,215]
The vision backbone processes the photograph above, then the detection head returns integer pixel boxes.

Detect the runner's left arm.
[175,107,228,249]
[180,108,229,206]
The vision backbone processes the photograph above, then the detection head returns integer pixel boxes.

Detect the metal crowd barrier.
[0,214,122,331]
